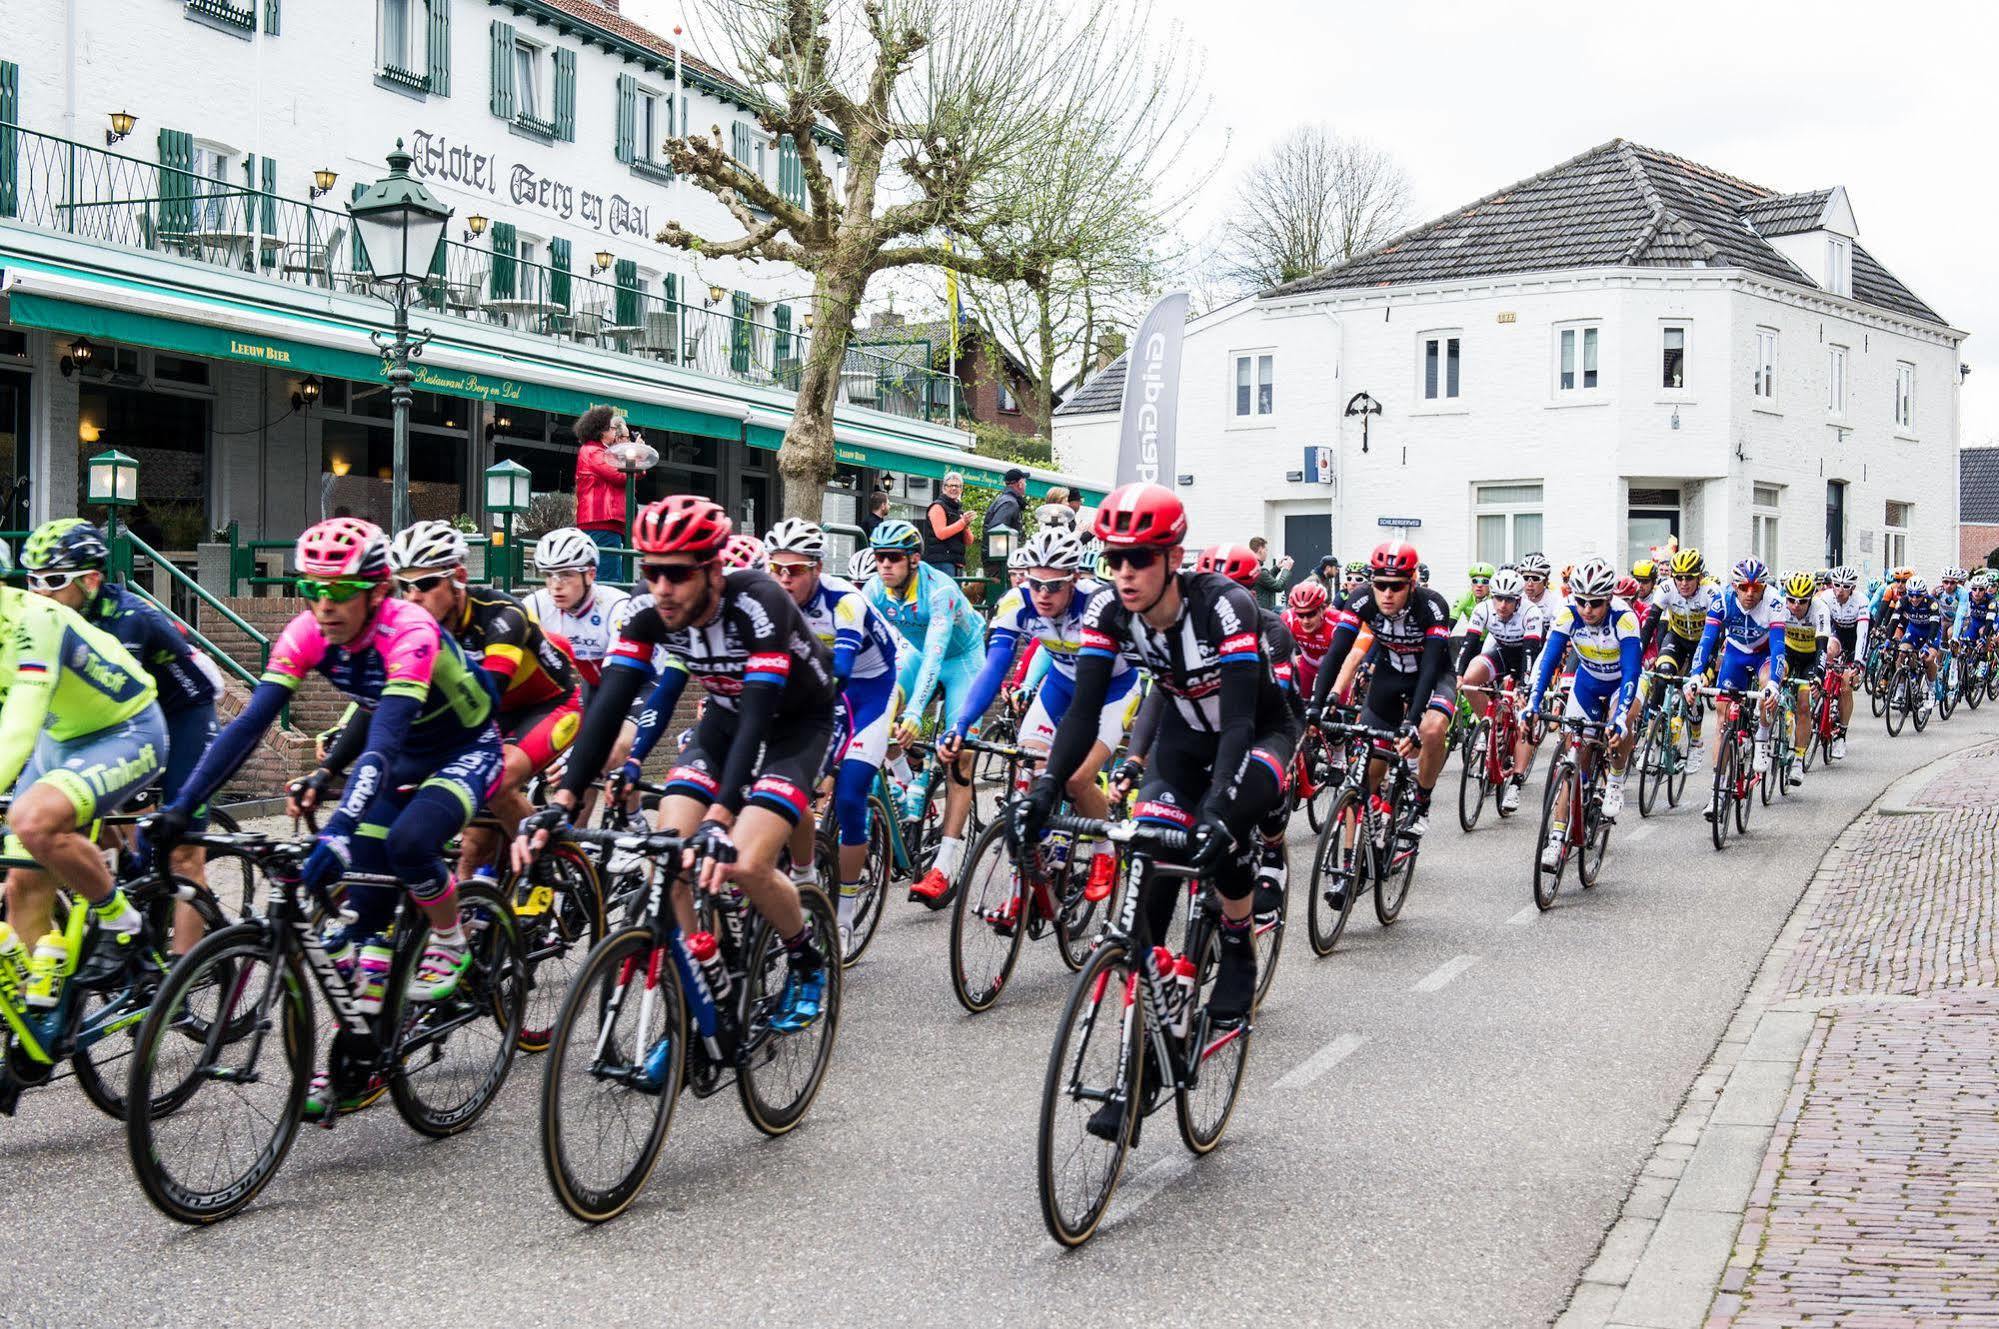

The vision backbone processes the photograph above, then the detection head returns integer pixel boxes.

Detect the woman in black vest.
[923,470,968,575]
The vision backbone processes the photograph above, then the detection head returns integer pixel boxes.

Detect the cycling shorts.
[1564,671,1629,728]
[13,703,169,827]
[837,670,896,771]
[1784,650,1820,684]
[163,702,219,829]
[1359,666,1457,733]
[895,646,985,734]
[1023,668,1138,755]
[663,704,833,827]
[499,689,582,774]
[1716,644,1771,693]
[1130,712,1298,914]
[1655,633,1700,676]
[1831,624,1859,659]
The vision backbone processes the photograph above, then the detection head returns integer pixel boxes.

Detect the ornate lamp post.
[484,459,533,589]
[87,448,139,578]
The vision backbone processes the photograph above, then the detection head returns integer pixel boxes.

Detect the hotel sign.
[406,129,654,238]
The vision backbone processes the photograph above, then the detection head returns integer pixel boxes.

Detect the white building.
[1057,140,1964,586]
[0,0,1098,551]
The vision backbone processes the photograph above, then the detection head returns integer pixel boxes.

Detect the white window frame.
[1883,501,1911,571]
[1473,481,1545,566]
[1419,329,1463,404]
[1553,322,1602,397]
[1826,235,1852,299]
[1894,361,1915,433]
[1660,323,1688,392]
[1228,349,1275,425]
[1753,483,1781,571]
[192,141,236,232]
[1753,327,1778,405]
[636,86,665,165]
[378,0,422,74]
[1826,344,1848,417]
[514,36,545,125]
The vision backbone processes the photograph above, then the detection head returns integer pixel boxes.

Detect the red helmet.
[633,495,732,557]
[721,533,766,571]
[1288,580,1329,613]
[1369,540,1420,578]
[1091,482,1187,549]
[1615,575,1640,600]
[1195,543,1260,588]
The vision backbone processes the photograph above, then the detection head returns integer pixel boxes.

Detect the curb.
[1552,735,1996,1329]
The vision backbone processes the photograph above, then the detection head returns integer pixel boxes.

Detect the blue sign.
[1301,445,1334,483]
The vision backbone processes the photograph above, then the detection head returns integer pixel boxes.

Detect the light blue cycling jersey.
[798,573,905,685]
[866,561,985,716]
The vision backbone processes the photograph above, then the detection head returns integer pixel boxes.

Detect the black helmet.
[21,518,110,573]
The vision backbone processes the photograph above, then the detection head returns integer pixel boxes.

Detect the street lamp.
[348,140,452,532]
[310,168,339,200]
[105,111,137,147]
[984,521,1018,572]
[591,250,615,276]
[484,459,532,588]
[87,448,139,575]
[463,213,488,242]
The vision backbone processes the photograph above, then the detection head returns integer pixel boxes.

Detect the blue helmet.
[869,519,922,553]
[1730,557,1768,588]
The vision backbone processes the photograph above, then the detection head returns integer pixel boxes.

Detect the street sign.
[1284,470,1305,482]
[1301,445,1334,483]
[1377,516,1422,529]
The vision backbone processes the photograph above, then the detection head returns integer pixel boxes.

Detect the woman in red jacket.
[573,406,635,580]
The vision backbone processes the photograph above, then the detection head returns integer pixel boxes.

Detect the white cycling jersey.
[1466,596,1546,649]
[523,582,637,663]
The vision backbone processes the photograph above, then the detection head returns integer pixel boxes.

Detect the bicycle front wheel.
[1037,939,1141,1247]
[513,844,606,1054]
[1307,789,1364,956]
[1636,720,1663,819]
[949,818,1028,1013]
[388,880,527,1137]
[1533,766,1571,910]
[1458,718,1489,832]
[1884,669,1907,736]
[736,884,841,1136]
[1179,929,1252,1153]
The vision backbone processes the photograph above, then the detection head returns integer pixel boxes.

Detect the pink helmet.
[721,533,766,571]
[295,517,390,580]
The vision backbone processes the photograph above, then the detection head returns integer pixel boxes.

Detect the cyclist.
[1284,580,1335,703]
[864,518,988,909]
[1310,540,1456,838]
[1686,557,1786,821]
[0,549,166,1009]
[1517,552,1561,626]
[1955,571,1997,651]
[1452,562,1496,622]
[1528,558,1641,862]
[1631,558,1658,608]
[760,518,905,946]
[1006,545,1034,590]
[1617,575,1650,641]
[945,528,1131,907]
[1339,559,1369,609]
[516,496,837,1031]
[1013,482,1296,1066]
[1459,567,1544,812]
[1778,570,1827,785]
[1899,578,1945,707]
[1937,566,1967,626]
[155,517,504,1039]
[1644,547,1716,755]
[20,518,221,955]
[523,526,635,675]
[1817,566,1869,758]
[387,521,583,880]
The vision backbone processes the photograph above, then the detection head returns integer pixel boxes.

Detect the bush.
[518,490,578,545]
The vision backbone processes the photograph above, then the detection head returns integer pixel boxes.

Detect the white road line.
[1412,954,1481,993]
[1627,822,1657,842]
[1506,904,1542,926]
[1274,1032,1366,1092]
[1104,1153,1195,1229]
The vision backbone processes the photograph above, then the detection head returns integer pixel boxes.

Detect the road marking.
[1506,904,1542,925]
[1627,822,1657,842]
[1104,1153,1195,1229]
[1412,954,1481,993]
[1274,1033,1367,1092]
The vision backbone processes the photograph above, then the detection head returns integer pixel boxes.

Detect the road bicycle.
[1767,679,1804,802]
[1292,719,1342,834]
[1305,719,1425,958]
[1456,680,1527,831]
[1696,686,1760,850]
[1035,813,1253,1248]
[1633,668,1695,816]
[539,823,840,1223]
[1935,642,1963,722]
[125,829,527,1223]
[1960,635,1993,711]
[1803,663,1855,769]
[1866,640,1893,717]
[1531,717,1615,910]
[1881,643,1930,737]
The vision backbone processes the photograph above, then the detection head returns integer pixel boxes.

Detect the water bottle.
[1042,830,1072,875]
[1170,953,1198,1039]
[686,930,733,1006]
[903,768,934,821]
[0,922,30,998]
[24,933,69,1010]
[1151,946,1193,1040]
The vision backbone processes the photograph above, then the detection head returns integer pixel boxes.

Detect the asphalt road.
[4,704,1991,1328]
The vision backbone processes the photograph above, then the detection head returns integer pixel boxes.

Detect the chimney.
[870,310,905,329]
[1095,330,1127,372]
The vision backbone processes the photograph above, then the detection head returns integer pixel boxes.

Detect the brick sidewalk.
[1707,741,1999,1328]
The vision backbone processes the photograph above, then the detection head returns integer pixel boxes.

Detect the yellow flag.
[945,233,960,361]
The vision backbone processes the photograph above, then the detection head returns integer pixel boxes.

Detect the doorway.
[0,368,29,534]
[1825,480,1846,567]
[1627,486,1681,570]
[1282,513,1331,590]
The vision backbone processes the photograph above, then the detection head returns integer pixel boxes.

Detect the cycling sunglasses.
[26,569,88,592]
[296,576,378,603]
[1371,578,1410,593]
[1576,596,1609,610]
[1469,577,1491,586]
[872,550,911,565]
[1101,549,1160,571]
[395,572,453,595]
[1493,595,1521,606]
[640,561,710,585]
[1025,574,1075,594]
[767,560,816,579]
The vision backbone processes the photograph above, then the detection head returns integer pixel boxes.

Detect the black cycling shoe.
[71,924,145,991]
[1085,1058,1159,1144]
[1208,930,1257,1023]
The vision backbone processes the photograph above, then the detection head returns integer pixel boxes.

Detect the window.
[731,121,753,166]
[1231,352,1274,418]
[380,0,418,72]
[1628,486,1681,571]
[1474,482,1544,565]
[491,21,571,138]
[1753,327,1778,401]
[1421,332,1461,401]
[1883,500,1911,570]
[1826,235,1852,298]
[1557,325,1599,393]
[637,88,663,164]
[1752,484,1781,571]
[380,0,448,94]
[1894,361,1915,431]
[1826,344,1847,415]
[514,39,542,124]
[192,143,235,231]
[997,381,1019,414]
[1661,326,1686,390]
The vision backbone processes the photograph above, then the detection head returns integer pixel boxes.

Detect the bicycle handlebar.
[1043,812,1191,858]
[558,824,690,857]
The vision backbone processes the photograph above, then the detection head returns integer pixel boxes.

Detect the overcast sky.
[629,0,1997,443]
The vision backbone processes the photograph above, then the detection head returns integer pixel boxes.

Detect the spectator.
[869,486,893,529]
[573,405,630,581]
[1247,535,1292,610]
[984,468,1028,542]
[1063,489,1083,520]
[1315,553,1342,596]
[923,470,969,576]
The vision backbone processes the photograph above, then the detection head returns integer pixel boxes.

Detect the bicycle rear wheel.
[1533,765,1572,910]
[1884,669,1907,736]
[736,884,840,1136]
[1374,806,1415,926]
[1576,790,1610,889]
[1306,789,1364,956]
[1037,939,1140,1247]
[388,880,526,1137]
[949,819,1028,1013]
[839,800,893,967]
[1177,929,1251,1153]
[1457,718,1488,832]
[540,926,683,1222]
[513,845,606,1053]
[125,922,309,1224]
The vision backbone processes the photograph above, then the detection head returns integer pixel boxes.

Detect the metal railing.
[0,121,960,424]
[119,529,293,730]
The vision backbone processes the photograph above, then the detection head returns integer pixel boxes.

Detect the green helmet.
[1344,559,1367,576]
[1467,561,1497,580]
[869,519,922,553]
[21,518,110,573]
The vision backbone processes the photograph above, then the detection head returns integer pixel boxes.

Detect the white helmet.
[1942,566,1968,583]
[533,526,599,574]
[1572,556,1617,598]
[388,520,469,573]
[1020,528,1088,572]
[1489,568,1526,598]
[765,518,826,561]
[1007,547,1034,570]
[848,547,877,581]
[1829,565,1858,589]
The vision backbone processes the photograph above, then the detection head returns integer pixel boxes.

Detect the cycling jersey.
[1458,597,1545,673]
[522,582,633,664]
[1819,589,1870,658]
[1313,584,1454,713]
[1937,587,1963,625]
[1077,573,1291,740]
[83,580,219,716]
[0,586,160,797]
[1649,581,1716,643]
[865,561,984,713]
[1692,589,1788,690]
[450,586,579,711]
[957,578,1133,735]
[1781,598,1829,667]
[797,573,902,685]
[1531,599,1641,715]
[1283,607,1334,697]
[1956,593,1997,642]
[1900,599,1943,650]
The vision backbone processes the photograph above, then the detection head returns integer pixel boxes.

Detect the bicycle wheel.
[1374,804,1415,926]
[736,883,841,1136]
[125,922,310,1224]
[1884,669,1907,736]
[1306,789,1364,956]
[1871,665,1888,716]
[1576,787,1611,889]
[1533,764,1572,910]
[1054,849,1107,973]
[1733,738,1754,834]
[1940,660,1960,720]
[949,819,1029,1014]
[1966,664,1985,711]
[387,880,526,1137]
[1037,939,1141,1247]
[839,802,893,967]
[1636,719,1663,818]
[1710,743,1734,851]
[540,926,684,1223]
[513,845,606,1054]
[1251,863,1287,1010]
[1178,929,1252,1153]
[1457,718,1489,832]
[1912,680,1931,732]
[1304,734,1337,834]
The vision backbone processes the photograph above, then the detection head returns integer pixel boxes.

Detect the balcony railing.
[0,122,958,425]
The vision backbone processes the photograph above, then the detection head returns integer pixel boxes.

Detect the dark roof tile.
[1962,448,1999,523]
[1054,354,1126,416]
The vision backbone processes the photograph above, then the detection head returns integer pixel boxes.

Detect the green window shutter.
[427,0,451,96]
[489,220,516,297]
[614,73,636,163]
[489,20,515,120]
[614,259,639,325]
[774,303,791,363]
[552,47,576,141]
[778,135,804,206]
[0,61,19,220]
[259,156,277,234]
[349,181,371,272]
[158,128,195,234]
[264,0,279,35]
[549,237,571,309]
[731,121,750,165]
[731,291,752,373]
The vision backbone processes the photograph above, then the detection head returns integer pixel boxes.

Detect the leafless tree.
[1216,124,1414,293]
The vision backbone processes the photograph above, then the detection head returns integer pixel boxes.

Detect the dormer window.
[1825,235,1852,298]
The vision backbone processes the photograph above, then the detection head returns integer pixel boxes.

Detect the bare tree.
[659,0,1156,517]
[1216,124,1414,293]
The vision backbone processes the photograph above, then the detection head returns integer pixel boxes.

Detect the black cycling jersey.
[1314,584,1454,715]
[452,585,579,709]
[1260,607,1308,725]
